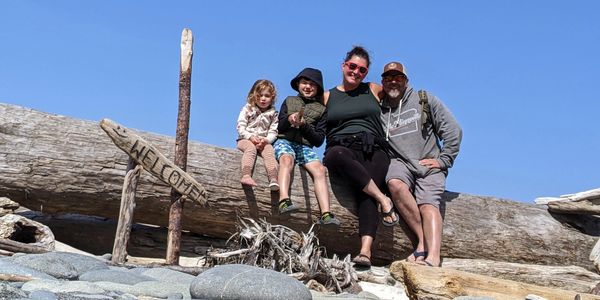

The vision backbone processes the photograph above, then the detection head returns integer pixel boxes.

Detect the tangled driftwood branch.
[205,217,360,293]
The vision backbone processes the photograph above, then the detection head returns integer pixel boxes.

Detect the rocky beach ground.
[0,250,409,300]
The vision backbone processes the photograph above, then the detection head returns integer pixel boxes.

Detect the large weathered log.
[0,103,598,267]
[390,258,600,294]
[398,261,600,300]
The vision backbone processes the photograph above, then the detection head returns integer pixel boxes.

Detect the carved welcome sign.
[100,118,207,206]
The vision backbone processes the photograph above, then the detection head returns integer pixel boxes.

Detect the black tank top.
[326,82,385,141]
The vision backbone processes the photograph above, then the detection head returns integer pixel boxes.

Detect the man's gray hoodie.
[380,84,462,177]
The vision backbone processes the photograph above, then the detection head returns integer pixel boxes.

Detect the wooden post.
[111,158,142,264]
[166,28,193,265]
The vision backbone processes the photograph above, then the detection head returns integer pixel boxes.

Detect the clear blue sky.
[1,1,598,202]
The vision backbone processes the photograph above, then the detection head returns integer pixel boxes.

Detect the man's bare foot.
[240,175,257,186]
[416,257,441,267]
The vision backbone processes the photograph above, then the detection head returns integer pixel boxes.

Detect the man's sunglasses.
[382,74,407,83]
[344,62,368,74]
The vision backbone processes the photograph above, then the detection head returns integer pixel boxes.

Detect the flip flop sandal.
[352,254,371,267]
[417,260,440,267]
[381,208,399,227]
[407,250,428,262]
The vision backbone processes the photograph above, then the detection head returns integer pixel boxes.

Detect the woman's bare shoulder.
[369,82,383,102]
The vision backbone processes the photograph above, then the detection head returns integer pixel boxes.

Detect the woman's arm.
[369,82,383,103]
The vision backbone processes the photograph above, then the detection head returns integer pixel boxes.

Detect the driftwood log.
[390,258,600,293]
[536,188,600,215]
[0,103,598,267]
[0,214,55,253]
[397,261,600,300]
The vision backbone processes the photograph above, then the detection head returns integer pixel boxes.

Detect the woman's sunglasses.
[344,62,368,74]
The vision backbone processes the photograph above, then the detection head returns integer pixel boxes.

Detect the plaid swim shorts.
[274,139,320,166]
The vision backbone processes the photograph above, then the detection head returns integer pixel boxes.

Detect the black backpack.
[418,90,430,131]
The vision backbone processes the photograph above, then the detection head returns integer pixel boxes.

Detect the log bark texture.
[390,258,600,294]
[0,103,598,267]
[398,261,600,300]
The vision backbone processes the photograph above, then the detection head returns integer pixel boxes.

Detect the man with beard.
[379,62,462,267]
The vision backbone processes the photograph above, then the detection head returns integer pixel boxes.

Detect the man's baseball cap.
[381,62,408,77]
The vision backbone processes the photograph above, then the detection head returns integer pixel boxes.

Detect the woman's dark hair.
[344,46,371,67]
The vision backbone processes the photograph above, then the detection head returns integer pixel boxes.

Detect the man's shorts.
[386,158,446,208]
[274,139,320,166]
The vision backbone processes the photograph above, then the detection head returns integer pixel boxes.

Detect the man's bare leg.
[419,204,443,267]
[388,179,425,261]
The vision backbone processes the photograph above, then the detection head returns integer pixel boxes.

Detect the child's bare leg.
[237,140,257,186]
[304,161,330,213]
[277,154,295,200]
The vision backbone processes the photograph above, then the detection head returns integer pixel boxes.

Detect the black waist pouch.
[328,132,390,156]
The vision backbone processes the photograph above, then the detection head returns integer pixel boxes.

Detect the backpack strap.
[418,90,430,131]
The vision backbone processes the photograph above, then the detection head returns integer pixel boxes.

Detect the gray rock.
[0,259,57,280]
[21,279,106,294]
[55,293,115,299]
[9,281,25,289]
[99,253,112,261]
[137,267,196,285]
[118,294,138,300]
[107,266,130,272]
[167,292,184,299]
[89,282,136,296]
[11,252,108,280]
[453,297,496,300]
[311,290,379,299]
[0,282,28,299]
[79,269,155,285]
[190,264,311,300]
[94,281,191,299]
[28,290,58,300]
[127,267,150,274]
[133,281,190,299]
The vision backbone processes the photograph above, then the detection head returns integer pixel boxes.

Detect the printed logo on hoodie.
[387,108,421,138]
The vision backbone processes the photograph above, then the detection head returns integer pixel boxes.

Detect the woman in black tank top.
[323,46,399,268]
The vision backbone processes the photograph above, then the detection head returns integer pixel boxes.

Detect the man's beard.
[387,88,402,99]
